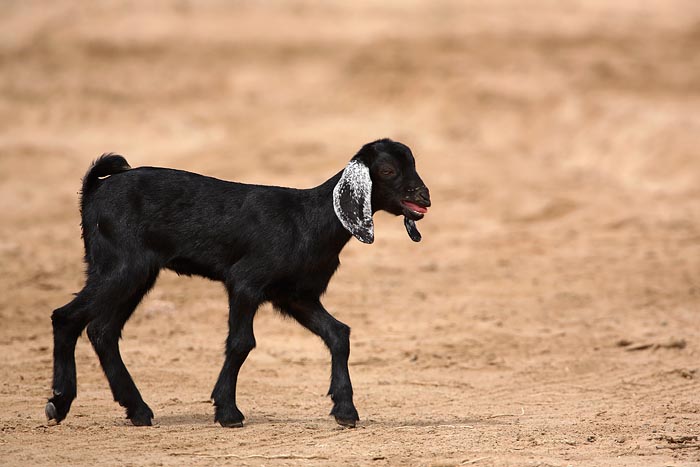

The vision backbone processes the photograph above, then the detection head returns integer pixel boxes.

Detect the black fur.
[47,139,430,428]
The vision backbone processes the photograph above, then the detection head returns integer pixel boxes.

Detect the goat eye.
[379,167,396,178]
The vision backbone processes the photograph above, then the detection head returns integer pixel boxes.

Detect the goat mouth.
[401,200,428,219]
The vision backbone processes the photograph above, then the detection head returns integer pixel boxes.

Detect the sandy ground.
[1,1,700,466]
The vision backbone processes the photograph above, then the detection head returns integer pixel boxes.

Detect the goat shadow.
[151,414,506,429]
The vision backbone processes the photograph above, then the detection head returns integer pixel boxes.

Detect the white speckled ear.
[333,159,374,244]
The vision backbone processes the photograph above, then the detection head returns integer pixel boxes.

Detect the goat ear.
[333,159,374,244]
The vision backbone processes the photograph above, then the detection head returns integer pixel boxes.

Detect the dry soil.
[1,1,699,466]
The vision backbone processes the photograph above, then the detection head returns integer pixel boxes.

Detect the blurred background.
[1,1,699,465]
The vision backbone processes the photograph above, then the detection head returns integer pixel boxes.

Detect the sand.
[1,1,699,465]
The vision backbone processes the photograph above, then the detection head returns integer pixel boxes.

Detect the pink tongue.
[403,201,428,214]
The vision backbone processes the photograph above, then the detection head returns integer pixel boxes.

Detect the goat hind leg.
[86,277,157,426]
[46,292,91,423]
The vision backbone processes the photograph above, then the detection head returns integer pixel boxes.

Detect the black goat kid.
[46,139,431,428]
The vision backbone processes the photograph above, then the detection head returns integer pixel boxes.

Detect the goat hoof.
[130,414,153,426]
[334,416,357,428]
[219,420,244,428]
[45,402,59,423]
[128,405,154,426]
[45,393,73,424]
[330,403,359,428]
[215,405,245,428]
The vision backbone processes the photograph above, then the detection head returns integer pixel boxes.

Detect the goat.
[46,138,431,428]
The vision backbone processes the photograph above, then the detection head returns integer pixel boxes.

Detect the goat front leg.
[211,286,258,427]
[283,300,359,427]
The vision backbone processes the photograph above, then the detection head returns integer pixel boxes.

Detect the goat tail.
[81,153,131,207]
